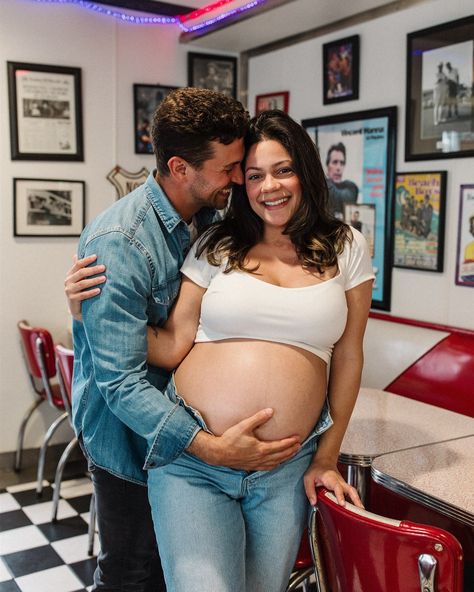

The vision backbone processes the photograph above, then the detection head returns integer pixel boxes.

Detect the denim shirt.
[72,172,216,485]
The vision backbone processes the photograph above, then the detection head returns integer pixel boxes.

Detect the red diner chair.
[310,487,464,592]
[54,344,96,556]
[287,530,314,591]
[16,320,69,495]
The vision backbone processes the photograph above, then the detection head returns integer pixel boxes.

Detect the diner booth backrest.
[362,313,474,417]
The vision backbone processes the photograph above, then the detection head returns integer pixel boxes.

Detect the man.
[325,142,358,220]
[420,194,433,238]
[66,88,300,591]
[350,209,362,232]
[445,61,459,118]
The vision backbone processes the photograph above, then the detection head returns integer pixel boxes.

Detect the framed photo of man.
[405,16,474,160]
[7,62,83,161]
[188,52,237,99]
[133,84,178,154]
[455,184,474,287]
[394,171,447,272]
[322,35,360,105]
[302,107,397,310]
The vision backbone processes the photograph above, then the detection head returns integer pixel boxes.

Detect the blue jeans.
[147,377,332,592]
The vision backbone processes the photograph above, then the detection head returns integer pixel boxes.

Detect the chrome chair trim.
[309,506,328,592]
[36,411,68,496]
[14,398,44,471]
[418,553,437,592]
[51,435,79,522]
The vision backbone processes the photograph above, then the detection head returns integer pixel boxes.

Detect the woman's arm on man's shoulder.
[65,255,107,321]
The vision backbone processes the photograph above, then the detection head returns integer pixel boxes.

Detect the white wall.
[248,0,474,329]
[0,0,231,453]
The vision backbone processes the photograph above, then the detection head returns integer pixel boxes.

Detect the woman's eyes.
[246,168,293,182]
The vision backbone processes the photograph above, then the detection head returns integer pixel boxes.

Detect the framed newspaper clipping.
[8,62,84,161]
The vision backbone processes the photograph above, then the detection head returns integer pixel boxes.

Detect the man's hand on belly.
[186,408,301,471]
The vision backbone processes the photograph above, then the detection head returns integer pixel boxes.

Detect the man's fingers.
[235,408,274,432]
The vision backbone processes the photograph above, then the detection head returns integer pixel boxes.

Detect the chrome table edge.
[371,467,474,528]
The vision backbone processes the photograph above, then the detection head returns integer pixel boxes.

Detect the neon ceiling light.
[33,0,268,30]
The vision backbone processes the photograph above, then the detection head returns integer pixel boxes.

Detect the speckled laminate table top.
[339,388,474,466]
[371,436,474,526]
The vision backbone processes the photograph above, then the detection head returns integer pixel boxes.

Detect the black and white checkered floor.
[0,477,98,592]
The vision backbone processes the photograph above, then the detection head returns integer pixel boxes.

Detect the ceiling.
[100,0,407,53]
[182,0,398,53]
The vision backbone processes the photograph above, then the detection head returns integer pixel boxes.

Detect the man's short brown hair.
[151,87,249,176]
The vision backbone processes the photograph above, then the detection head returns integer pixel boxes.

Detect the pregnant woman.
[67,110,374,592]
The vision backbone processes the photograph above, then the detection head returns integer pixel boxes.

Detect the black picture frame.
[393,171,447,272]
[188,52,237,99]
[405,16,474,161]
[13,178,85,237]
[133,83,178,154]
[455,184,474,287]
[322,35,360,105]
[302,106,397,311]
[7,62,84,161]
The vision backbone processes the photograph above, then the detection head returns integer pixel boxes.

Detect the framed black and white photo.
[455,184,474,287]
[14,178,85,237]
[302,107,397,310]
[188,52,237,98]
[134,84,178,154]
[7,62,84,161]
[406,16,474,160]
[323,35,360,105]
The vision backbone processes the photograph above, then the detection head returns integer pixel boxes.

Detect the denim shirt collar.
[144,170,216,234]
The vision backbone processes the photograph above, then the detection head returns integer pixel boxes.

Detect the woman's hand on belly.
[303,458,363,508]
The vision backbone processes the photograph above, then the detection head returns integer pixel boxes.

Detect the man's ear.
[167,156,188,181]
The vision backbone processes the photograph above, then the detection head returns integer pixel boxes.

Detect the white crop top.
[180,228,375,364]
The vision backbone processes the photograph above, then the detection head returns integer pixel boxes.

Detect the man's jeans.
[89,461,166,591]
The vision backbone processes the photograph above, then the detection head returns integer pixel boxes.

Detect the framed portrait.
[405,16,474,161]
[188,52,237,99]
[302,106,397,310]
[455,184,474,287]
[13,178,85,237]
[255,91,289,115]
[393,171,447,272]
[7,62,83,161]
[133,84,178,154]
[322,35,360,105]
[344,203,376,257]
